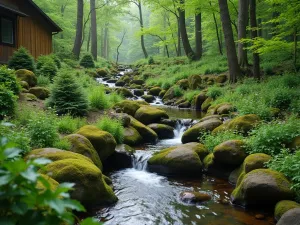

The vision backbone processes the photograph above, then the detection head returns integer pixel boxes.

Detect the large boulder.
[36,174,59,191]
[104,144,134,170]
[116,87,134,98]
[149,87,162,96]
[201,97,213,112]
[131,79,144,85]
[192,92,207,111]
[113,100,141,116]
[162,86,177,102]
[176,79,189,90]
[42,159,118,206]
[129,115,158,143]
[215,74,228,84]
[16,69,37,87]
[77,125,116,161]
[148,143,209,176]
[123,126,143,146]
[134,106,169,125]
[229,153,272,185]
[275,200,300,221]
[29,87,50,100]
[188,75,202,90]
[231,169,294,207]
[133,89,144,97]
[213,140,247,166]
[109,113,131,127]
[181,118,222,143]
[277,208,300,225]
[148,123,174,139]
[64,134,103,170]
[142,95,155,103]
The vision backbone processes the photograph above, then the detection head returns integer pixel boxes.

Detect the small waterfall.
[132,150,153,171]
[174,121,187,138]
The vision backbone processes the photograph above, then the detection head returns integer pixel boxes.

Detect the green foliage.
[80,54,95,68]
[40,60,58,81]
[183,90,199,102]
[37,75,51,87]
[200,130,245,152]
[0,85,17,119]
[148,56,154,65]
[96,116,124,144]
[53,138,71,150]
[57,115,87,134]
[47,71,89,116]
[173,85,184,97]
[206,86,223,99]
[50,54,62,69]
[8,47,35,72]
[247,116,300,156]
[27,113,59,148]
[268,149,300,201]
[0,66,20,94]
[89,86,123,110]
[0,136,101,225]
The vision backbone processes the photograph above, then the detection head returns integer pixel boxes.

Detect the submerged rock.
[277,208,300,225]
[148,123,174,139]
[180,191,211,204]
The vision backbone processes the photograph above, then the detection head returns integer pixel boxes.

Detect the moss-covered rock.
[201,97,213,112]
[188,75,202,90]
[135,100,150,105]
[96,68,108,77]
[229,153,272,185]
[159,90,167,98]
[64,134,103,170]
[109,113,131,127]
[288,136,300,150]
[215,74,228,84]
[178,101,191,108]
[129,115,158,143]
[275,200,300,221]
[148,123,174,139]
[160,119,178,128]
[162,86,176,102]
[24,93,37,101]
[77,125,116,162]
[176,79,189,90]
[149,87,162,96]
[131,79,144,85]
[36,174,59,191]
[42,159,118,206]
[213,140,247,166]
[277,208,300,225]
[148,143,208,176]
[123,126,143,146]
[29,87,50,100]
[182,118,223,143]
[20,80,29,90]
[231,169,294,207]
[134,106,169,125]
[142,95,155,103]
[113,100,141,116]
[116,87,134,98]
[130,84,143,89]
[133,89,144,97]
[180,191,211,204]
[115,80,126,87]
[215,103,234,115]
[16,69,37,87]
[105,144,134,169]
[192,92,207,111]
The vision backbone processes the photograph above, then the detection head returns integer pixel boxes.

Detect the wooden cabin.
[0,0,62,64]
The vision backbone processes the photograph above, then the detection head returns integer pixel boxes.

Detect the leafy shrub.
[96,116,124,144]
[53,138,71,150]
[173,85,184,97]
[37,75,50,87]
[40,60,58,81]
[267,89,294,110]
[109,91,124,105]
[36,55,50,70]
[8,47,35,71]
[64,59,78,68]
[89,86,110,110]
[80,54,95,68]
[184,90,200,102]
[57,115,87,134]
[50,54,62,69]
[267,149,300,200]
[200,130,245,152]
[0,85,17,119]
[0,66,20,94]
[0,137,101,225]
[247,116,300,155]
[47,71,89,116]
[207,86,223,99]
[27,113,59,148]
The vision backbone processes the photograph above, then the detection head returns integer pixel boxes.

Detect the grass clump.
[89,86,123,110]
[184,90,200,102]
[96,116,124,144]
[206,86,224,100]
[57,115,87,134]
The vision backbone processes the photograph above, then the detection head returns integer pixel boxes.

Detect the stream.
[94,72,275,225]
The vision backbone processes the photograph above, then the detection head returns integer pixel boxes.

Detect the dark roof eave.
[0,4,28,17]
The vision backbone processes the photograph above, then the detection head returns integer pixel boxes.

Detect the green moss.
[134,106,169,125]
[203,153,215,170]
[36,174,59,192]
[136,100,150,105]
[275,200,300,221]
[227,114,260,135]
[149,87,162,96]
[176,79,189,90]
[201,97,213,112]
[77,125,116,161]
[123,126,143,146]
[64,134,103,170]
[29,87,50,100]
[129,115,158,143]
[16,69,37,87]
[148,123,174,139]
[159,90,167,98]
[96,68,108,77]
[188,75,202,90]
[116,88,134,98]
[42,159,118,206]
[215,74,228,83]
[142,95,155,103]
[113,100,141,116]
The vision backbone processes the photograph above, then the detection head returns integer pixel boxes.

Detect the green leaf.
[4,147,21,159]
[20,166,38,182]
[0,217,15,225]
[80,218,102,225]
[32,158,52,166]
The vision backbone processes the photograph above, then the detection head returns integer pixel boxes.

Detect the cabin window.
[0,17,15,46]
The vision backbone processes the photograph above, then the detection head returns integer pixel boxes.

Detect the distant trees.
[72,0,83,59]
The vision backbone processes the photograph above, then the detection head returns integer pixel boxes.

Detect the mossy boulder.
[182,118,222,143]
[133,89,144,97]
[105,144,135,169]
[134,106,169,125]
[275,200,300,221]
[96,68,108,77]
[123,126,143,146]
[64,134,103,170]
[24,93,37,101]
[277,208,300,225]
[115,80,126,87]
[149,87,162,96]
[36,174,59,191]
[214,103,234,115]
[42,159,118,206]
[162,86,176,102]
[188,75,202,90]
[213,140,247,166]
[148,123,174,139]
[129,115,158,143]
[142,95,155,103]
[215,74,228,84]
[135,100,150,105]
[192,92,207,111]
[16,69,37,87]
[148,143,209,176]
[29,87,50,100]
[113,100,141,116]
[231,169,294,207]
[159,90,167,98]
[77,125,116,162]
[176,79,189,90]
[116,87,134,98]
[201,97,213,112]
[131,79,144,85]
[20,80,29,90]
[109,113,131,127]
[288,136,300,150]
[130,84,142,89]
[180,191,211,204]
[229,153,272,185]
[160,118,178,128]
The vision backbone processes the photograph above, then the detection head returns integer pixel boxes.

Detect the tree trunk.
[87,27,91,52]
[249,0,260,79]
[294,28,298,71]
[195,12,202,60]
[72,0,84,59]
[60,5,65,39]
[103,25,108,59]
[238,0,249,68]
[177,17,181,56]
[90,0,97,60]
[218,0,241,83]
[210,1,223,55]
[138,2,148,58]
[178,0,195,60]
